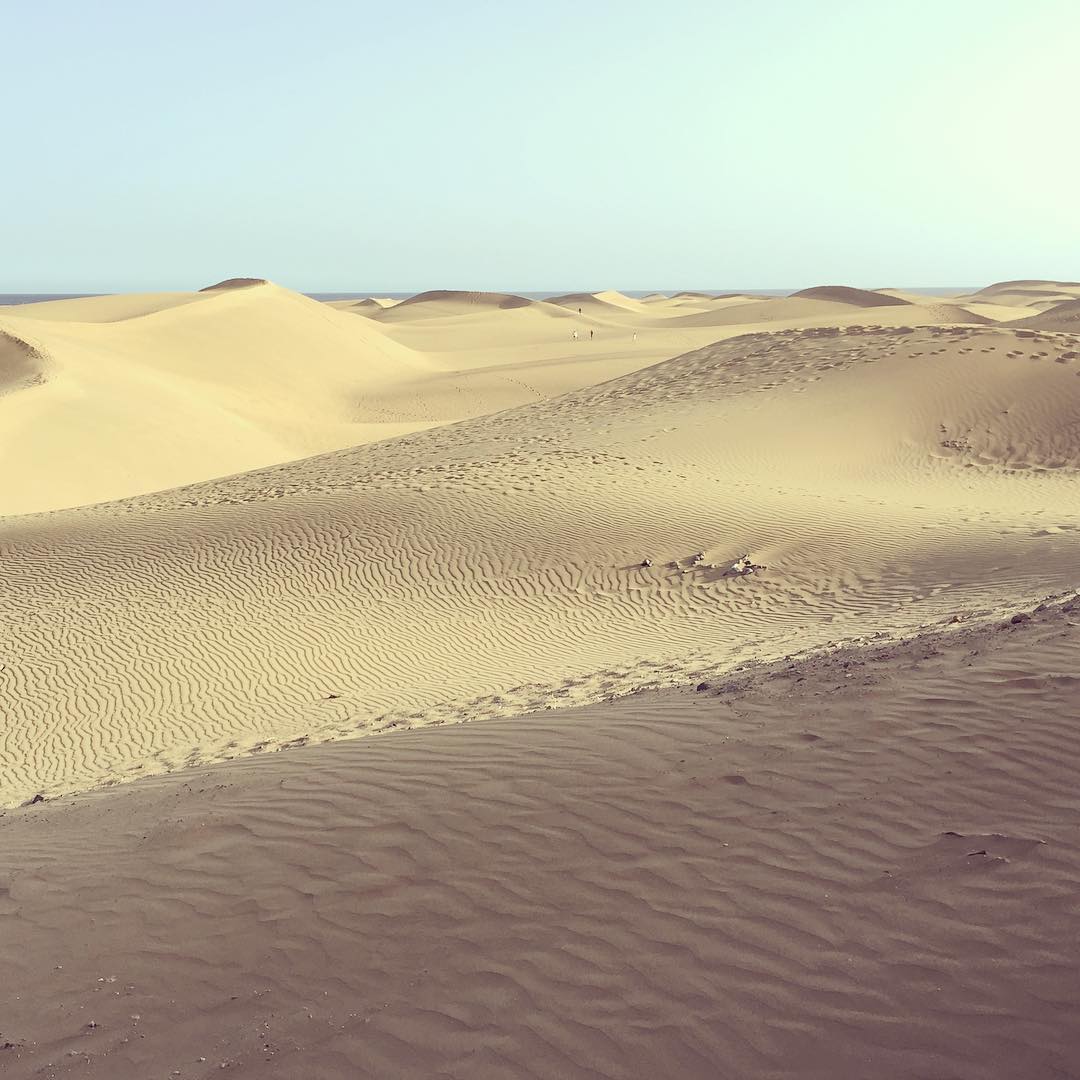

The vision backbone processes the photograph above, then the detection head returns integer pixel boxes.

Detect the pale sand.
[0,281,1038,517]
[2,287,1080,805]
[4,597,1080,1077]
[0,283,727,517]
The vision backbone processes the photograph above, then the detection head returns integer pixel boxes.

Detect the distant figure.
[578,307,582,315]
[632,331,637,342]
[572,329,578,341]
[589,329,594,340]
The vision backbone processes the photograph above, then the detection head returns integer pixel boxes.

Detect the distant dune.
[545,289,646,312]
[791,285,911,307]
[1009,298,1080,331]
[369,289,536,321]
[198,276,270,291]
[960,280,1080,309]
[0,281,1042,515]
[395,289,534,310]
[970,278,1080,295]
[346,296,398,309]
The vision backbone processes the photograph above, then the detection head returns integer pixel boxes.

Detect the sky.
[3,0,1078,292]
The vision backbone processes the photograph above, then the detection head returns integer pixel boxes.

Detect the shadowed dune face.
[367,289,538,322]
[0,331,46,395]
[2,322,1079,804]
[393,289,534,310]
[791,285,912,307]
[1010,298,1080,330]
[543,289,646,312]
[198,277,270,291]
[4,599,1080,1078]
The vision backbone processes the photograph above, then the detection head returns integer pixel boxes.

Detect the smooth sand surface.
[4,597,1080,1078]
[0,283,744,516]
[3,278,1080,1076]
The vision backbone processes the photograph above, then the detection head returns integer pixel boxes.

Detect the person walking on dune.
[589,329,594,340]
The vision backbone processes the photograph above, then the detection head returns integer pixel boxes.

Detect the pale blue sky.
[4,0,1077,292]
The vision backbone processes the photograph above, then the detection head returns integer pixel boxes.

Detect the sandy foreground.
[4,598,1080,1078]
[2,279,1080,1076]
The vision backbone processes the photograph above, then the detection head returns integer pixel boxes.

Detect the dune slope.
[0,330,45,395]
[2,321,1079,805]
[1010,298,1080,331]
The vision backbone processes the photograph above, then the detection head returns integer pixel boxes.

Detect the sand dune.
[959,279,1080,309]
[0,283,725,515]
[3,319,1079,805]
[791,284,911,307]
[544,289,647,313]
[2,281,1025,516]
[0,291,213,322]
[372,289,536,318]
[5,594,1080,1078]
[668,295,985,329]
[199,276,271,291]
[329,296,396,312]
[0,283,441,514]
[1010,297,1080,331]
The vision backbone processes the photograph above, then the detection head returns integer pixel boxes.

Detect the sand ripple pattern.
[2,326,1079,803]
[3,602,1080,1077]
